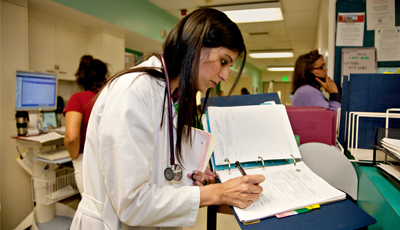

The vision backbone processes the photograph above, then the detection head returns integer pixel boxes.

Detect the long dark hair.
[291,50,322,94]
[75,55,109,92]
[105,8,246,164]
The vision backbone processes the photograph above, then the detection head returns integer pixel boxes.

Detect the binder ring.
[290,154,297,166]
[258,156,265,170]
[225,158,231,174]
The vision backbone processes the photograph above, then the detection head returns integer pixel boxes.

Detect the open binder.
[205,104,346,223]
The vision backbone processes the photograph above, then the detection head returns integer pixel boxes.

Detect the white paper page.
[218,162,345,222]
[181,128,216,186]
[208,105,300,166]
[381,138,400,158]
[381,142,400,153]
[381,145,400,159]
[382,138,400,149]
[376,164,400,181]
[366,0,395,30]
[375,27,400,61]
[381,144,400,158]
[203,114,220,172]
[336,13,365,46]
[18,132,64,143]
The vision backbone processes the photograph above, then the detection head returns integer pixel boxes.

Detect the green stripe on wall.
[53,0,263,89]
[53,0,179,42]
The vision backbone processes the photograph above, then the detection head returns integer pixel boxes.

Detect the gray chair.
[299,142,358,200]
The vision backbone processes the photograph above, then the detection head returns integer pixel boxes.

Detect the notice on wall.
[341,48,377,84]
[336,13,365,46]
[366,0,395,31]
[375,27,400,61]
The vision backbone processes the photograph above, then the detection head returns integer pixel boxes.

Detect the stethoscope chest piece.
[164,164,182,181]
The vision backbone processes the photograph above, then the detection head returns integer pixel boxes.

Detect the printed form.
[218,162,346,223]
[208,104,300,166]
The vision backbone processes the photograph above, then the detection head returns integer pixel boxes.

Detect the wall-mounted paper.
[366,0,395,31]
[375,27,400,61]
[341,47,377,85]
[336,13,365,46]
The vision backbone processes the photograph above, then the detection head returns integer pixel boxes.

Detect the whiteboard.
[341,48,377,85]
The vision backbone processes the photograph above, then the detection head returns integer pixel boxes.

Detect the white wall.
[315,0,336,80]
[0,1,2,227]
[28,9,125,107]
[220,75,253,96]
[0,2,126,228]
[1,1,33,230]
[88,27,125,75]
[315,0,330,59]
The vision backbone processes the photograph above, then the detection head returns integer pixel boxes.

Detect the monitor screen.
[15,70,58,111]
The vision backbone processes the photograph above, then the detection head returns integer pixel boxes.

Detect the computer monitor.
[15,70,58,111]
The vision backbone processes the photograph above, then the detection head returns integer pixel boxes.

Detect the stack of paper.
[377,138,400,184]
[181,128,216,186]
[18,132,65,143]
[376,163,400,182]
[381,138,400,160]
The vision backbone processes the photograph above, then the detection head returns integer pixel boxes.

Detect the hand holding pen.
[216,164,265,208]
[235,161,247,176]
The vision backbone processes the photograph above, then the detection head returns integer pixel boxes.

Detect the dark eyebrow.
[224,54,233,63]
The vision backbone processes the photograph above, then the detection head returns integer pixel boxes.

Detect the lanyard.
[160,54,175,166]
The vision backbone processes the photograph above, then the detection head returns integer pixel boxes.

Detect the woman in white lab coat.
[71,8,265,230]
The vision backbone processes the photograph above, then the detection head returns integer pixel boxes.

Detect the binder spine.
[215,158,293,172]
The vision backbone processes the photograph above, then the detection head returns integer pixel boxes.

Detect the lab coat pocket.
[74,193,114,230]
[80,213,111,230]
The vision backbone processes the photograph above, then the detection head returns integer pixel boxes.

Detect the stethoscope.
[160,54,182,182]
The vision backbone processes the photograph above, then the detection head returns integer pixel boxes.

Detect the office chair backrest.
[299,142,358,200]
[286,106,337,146]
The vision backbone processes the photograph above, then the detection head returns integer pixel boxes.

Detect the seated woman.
[291,50,341,112]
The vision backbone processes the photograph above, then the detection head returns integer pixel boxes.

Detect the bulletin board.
[334,0,400,91]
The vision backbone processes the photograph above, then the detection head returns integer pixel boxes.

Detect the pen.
[235,161,247,176]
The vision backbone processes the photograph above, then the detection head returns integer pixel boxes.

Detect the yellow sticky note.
[306,204,320,210]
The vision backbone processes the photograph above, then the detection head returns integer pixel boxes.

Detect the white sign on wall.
[341,48,377,85]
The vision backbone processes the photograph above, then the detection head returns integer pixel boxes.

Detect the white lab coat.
[70,56,200,230]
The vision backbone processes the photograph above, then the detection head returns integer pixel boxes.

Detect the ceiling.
[28,0,322,74]
[147,0,322,71]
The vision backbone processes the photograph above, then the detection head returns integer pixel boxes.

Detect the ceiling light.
[267,66,295,72]
[212,2,283,23]
[249,50,294,59]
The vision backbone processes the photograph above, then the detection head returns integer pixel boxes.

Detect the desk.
[13,135,77,229]
[355,164,400,229]
[208,199,375,230]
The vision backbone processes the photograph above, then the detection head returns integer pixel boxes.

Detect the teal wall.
[243,62,262,94]
[53,0,178,42]
[53,0,263,90]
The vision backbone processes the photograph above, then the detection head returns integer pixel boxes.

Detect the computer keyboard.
[37,149,70,161]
